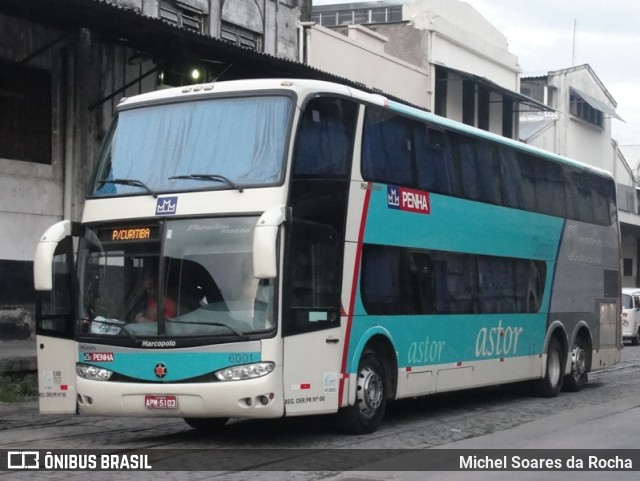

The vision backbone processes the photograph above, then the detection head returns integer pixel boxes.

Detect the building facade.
[309,0,547,138]
[0,0,314,320]
[520,64,639,287]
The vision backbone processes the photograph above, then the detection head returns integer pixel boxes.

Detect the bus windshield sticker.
[387,185,430,214]
[309,311,328,322]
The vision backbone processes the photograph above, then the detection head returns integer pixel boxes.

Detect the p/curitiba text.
[460,454,633,471]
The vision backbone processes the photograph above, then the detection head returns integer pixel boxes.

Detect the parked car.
[622,288,640,345]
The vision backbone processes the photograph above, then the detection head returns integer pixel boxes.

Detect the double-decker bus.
[34,79,621,434]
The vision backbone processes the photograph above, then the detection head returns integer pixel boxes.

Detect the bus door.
[282,220,343,414]
[33,220,80,413]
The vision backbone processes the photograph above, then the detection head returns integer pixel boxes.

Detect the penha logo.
[387,185,430,214]
[155,196,178,216]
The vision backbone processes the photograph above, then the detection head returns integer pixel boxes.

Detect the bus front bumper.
[76,367,284,419]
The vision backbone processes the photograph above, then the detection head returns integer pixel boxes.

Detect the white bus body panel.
[37,336,77,413]
[282,326,343,415]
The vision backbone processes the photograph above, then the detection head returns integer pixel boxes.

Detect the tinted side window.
[458,135,502,205]
[293,97,358,177]
[361,244,547,316]
[362,108,413,186]
[413,125,456,195]
[360,106,614,226]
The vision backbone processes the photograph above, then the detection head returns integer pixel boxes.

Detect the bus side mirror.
[34,220,76,291]
[253,205,287,279]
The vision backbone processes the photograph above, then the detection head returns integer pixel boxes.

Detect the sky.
[312,0,640,145]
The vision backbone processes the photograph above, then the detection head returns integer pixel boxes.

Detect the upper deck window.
[91,95,293,196]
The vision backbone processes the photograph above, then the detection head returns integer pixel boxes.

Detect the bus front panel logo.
[155,197,178,215]
[154,363,168,378]
[387,185,430,214]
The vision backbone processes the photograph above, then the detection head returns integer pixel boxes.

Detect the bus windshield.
[77,216,275,340]
[91,95,293,196]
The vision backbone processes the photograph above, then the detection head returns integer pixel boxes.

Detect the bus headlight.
[76,363,113,381]
[215,362,275,381]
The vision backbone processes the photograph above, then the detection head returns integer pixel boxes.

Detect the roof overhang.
[439,66,554,112]
[570,87,624,121]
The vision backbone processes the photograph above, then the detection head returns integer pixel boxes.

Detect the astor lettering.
[408,336,446,364]
[475,321,523,357]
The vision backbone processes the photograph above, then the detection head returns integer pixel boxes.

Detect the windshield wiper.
[167,319,248,340]
[98,178,157,197]
[168,174,244,193]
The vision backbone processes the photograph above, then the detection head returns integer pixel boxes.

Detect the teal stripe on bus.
[363,190,564,259]
[350,313,546,369]
[79,351,261,382]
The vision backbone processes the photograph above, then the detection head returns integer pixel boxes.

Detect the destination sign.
[97,226,160,242]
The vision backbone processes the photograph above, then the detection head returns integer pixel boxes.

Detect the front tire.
[632,329,640,346]
[337,352,387,434]
[535,336,564,397]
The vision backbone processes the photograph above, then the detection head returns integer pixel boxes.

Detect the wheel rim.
[356,365,383,419]
[548,347,561,386]
[571,345,586,381]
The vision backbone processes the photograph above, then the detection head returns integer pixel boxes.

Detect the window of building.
[570,90,604,129]
[434,67,448,117]
[354,9,368,24]
[338,11,354,25]
[462,80,475,126]
[314,5,403,27]
[521,83,545,105]
[623,258,633,277]
[160,0,204,33]
[477,86,490,131]
[220,22,262,50]
[502,98,514,138]
[0,60,52,165]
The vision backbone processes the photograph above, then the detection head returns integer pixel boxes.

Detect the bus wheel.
[535,337,564,397]
[564,336,588,392]
[183,417,229,431]
[338,351,387,434]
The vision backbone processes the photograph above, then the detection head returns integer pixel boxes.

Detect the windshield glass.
[77,217,275,340]
[91,95,293,196]
[623,294,633,309]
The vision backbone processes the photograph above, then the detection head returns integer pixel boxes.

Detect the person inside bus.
[134,273,177,322]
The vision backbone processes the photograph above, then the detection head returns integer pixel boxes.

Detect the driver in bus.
[135,274,177,322]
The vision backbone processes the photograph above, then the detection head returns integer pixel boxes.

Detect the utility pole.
[572,19,577,66]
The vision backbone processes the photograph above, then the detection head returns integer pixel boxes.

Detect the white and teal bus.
[34,79,621,434]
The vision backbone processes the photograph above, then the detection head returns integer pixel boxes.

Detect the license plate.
[144,395,178,409]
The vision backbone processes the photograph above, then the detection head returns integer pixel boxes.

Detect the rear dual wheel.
[535,337,564,397]
[564,336,588,392]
